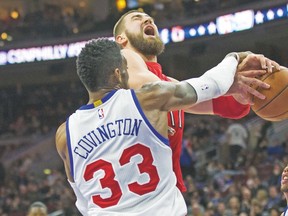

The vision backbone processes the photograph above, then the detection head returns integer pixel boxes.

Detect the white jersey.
[66,89,187,216]
[284,207,288,216]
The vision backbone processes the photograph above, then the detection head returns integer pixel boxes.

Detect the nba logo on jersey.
[98,108,104,119]
[200,84,209,90]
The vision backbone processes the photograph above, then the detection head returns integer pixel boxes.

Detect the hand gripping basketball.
[251,66,288,121]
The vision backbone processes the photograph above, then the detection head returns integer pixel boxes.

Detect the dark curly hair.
[76,38,123,92]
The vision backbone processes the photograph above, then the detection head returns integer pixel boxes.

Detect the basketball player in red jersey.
[113,10,280,192]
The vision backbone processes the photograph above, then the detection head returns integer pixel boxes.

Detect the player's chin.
[281,179,288,187]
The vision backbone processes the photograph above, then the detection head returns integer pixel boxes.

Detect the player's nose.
[143,17,153,24]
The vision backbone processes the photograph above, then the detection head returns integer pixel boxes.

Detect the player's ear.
[115,34,128,47]
[114,68,122,82]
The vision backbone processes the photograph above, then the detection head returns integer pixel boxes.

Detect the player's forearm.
[183,94,250,119]
[183,100,214,114]
[184,54,238,103]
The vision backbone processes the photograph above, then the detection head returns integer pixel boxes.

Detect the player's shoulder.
[56,122,66,134]
[55,122,69,160]
[55,122,67,145]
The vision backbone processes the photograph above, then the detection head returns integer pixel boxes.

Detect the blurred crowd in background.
[0,0,267,45]
[1,0,288,215]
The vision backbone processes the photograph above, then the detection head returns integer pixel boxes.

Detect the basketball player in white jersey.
[55,38,267,216]
[281,165,288,216]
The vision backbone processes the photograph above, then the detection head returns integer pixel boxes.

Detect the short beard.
[125,30,164,56]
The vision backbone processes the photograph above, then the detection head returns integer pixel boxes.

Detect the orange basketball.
[251,67,288,121]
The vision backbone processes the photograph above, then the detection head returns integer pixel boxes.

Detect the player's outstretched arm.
[138,54,241,111]
[183,52,278,115]
[137,81,197,112]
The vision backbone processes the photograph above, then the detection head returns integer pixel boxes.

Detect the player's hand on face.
[227,69,269,105]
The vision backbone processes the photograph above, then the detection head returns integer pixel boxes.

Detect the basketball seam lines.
[255,84,288,114]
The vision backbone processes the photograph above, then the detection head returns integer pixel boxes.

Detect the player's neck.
[130,46,158,62]
[142,54,157,63]
[88,88,116,104]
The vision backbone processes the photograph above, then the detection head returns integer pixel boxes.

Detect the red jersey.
[146,62,186,191]
[145,62,250,192]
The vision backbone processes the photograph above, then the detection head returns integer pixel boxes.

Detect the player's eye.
[131,15,142,21]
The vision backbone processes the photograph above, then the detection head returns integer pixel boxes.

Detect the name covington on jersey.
[73,118,143,159]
